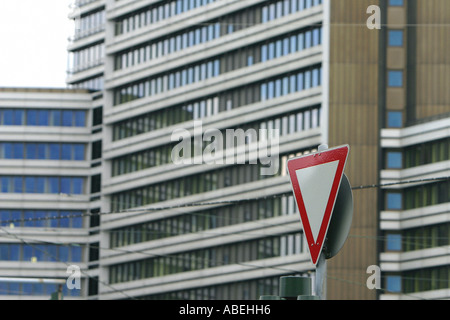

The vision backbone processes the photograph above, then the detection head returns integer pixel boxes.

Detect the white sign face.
[295,160,339,243]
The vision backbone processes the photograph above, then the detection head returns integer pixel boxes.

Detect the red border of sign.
[287,145,349,265]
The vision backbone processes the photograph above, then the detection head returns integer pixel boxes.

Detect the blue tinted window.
[0,244,8,260]
[51,110,61,126]
[1,177,9,192]
[3,110,13,125]
[304,70,311,89]
[9,244,20,261]
[389,0,403,6]
[13,143,23,159]
[260,83,267,101]
[49,211,59,228]
[59,245,69,260]
[61,178,71,194]
[4,143,13,159]
[74,145,85,161]
[49,144,60,160]
[388,30,403,47]
[13,110,23,125]
[23,245,33,260]
[312,28,320,46]
[60,211,70,228]
[49,177,59,194]
[305,30,311,48]
[388,71,403,87]
[26,144,37,159]
[297,72,304,91]
[27,110,38,125]
[38,110,49,126]
[62,111,73,126]
[37,144,46,159]
[25,177,35,193]
[72,178,84,194]
[386,234,402,251]
[24,211,34,227]
[13,177,22,193]
[46,245,57,262]
[61,144,72,160]
[75,111,85,127]
[387,193,402,210]
[22,283,32,295]
[36,177,45,193]
[386,276,402,293]
[71,246,82,262]
[0,211,9,227]
[72,213,83,228]
[312,68,319,87]
[35,211,46,228]
[387,111,402,128]
[387,152,402,169]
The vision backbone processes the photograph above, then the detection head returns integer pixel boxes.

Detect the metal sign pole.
[314,253,327,300]
[314,144,329,300]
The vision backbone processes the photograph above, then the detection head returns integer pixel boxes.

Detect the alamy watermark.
[367,5,381,30]
[66,265,81,290]
[366,265,381,290]
[171,121,280,176]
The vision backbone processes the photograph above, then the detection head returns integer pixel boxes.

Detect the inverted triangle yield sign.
[287,145,349,265]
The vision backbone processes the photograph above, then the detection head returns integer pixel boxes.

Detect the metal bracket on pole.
[314,251,327,300]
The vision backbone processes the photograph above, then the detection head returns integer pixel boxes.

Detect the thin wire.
[0,175,448,226]
[0,226,137,300]
[1,231,447,300]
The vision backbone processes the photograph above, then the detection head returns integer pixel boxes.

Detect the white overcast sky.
[0,0,73,88]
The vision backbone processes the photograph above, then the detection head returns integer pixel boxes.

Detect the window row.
[0,143,85,161]
[0,109,86,127]
[385,223,450,252]
[113,58,220,105]
[261,27,322,63]
[385,139,450,169]
[109,232,303,284]
[0,281,81,297]
[404,138,449,169]
[139,275,281,300]
[115,22,221,70]
[112,106,320,177]
[386,265,450,294]
[110,191,302,248]
[384,180,450,211]
[115,0,217,36]
[0,243,82,262]
[111,148,317,211]
[0,176,84,195]
[261,66,322,101]
[70,76,104,91]
[262,0,322,23]
[113,96,220,141]
[0,210,84,228]
[114,54,320,108]
[114,0,322,38]
[73,9,105,40]
[69,42,105,74]
[112,63,321,140]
